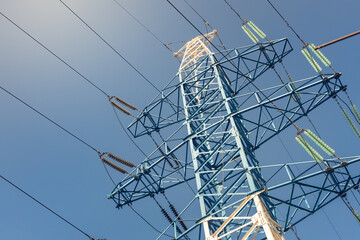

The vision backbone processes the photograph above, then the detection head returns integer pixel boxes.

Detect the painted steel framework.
[108,32,360,239]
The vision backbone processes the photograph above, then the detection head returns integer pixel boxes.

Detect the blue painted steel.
[108,38,358,239]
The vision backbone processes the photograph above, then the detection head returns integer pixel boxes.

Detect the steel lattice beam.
[108,38,357,240]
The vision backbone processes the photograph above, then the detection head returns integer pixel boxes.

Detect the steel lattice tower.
[108,31,360,240]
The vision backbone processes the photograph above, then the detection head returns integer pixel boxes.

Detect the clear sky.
[0,0,359,239]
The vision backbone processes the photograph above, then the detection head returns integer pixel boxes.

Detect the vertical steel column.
[210,53,284,240]
[179,71,212,239]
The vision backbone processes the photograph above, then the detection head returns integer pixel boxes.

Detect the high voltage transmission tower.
[107,28,360,240]
[1,0,359,239]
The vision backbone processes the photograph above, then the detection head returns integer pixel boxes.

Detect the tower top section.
[174,30,217,71]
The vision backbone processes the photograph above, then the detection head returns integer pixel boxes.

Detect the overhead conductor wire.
[57,1,198,227]
[58,0,161,93]
[56,2,196,232]
[0,174,96,240]
[0,11,110,98]
[1,3,211,239]
[56,0,178,166]
[0,85,99,154]
[0,8,146,167]
[111,0,176,55]
[183,0,227,50]
[0,8,168,236]
[1,83,137,180]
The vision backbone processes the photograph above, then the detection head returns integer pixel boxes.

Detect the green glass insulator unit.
[247,21,266,39]
[242,24,259,43]
[352,210,360,224]
[351,104,360,124]
[342,109,360,137]
[301,48,322,73]
[295,135,324,163]
[304,129,335,156]
[309,44,331,66]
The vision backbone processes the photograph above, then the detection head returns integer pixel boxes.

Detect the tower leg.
[253,196,285,240]
[204,193,284,240]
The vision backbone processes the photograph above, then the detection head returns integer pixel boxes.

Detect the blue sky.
[0,0,359,239]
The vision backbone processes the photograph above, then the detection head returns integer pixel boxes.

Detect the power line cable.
[1,7,175,238]
[322,209,344,240]
[111,105,148,158]
[0,173,97,240]
[129,205,173,238]
[111,0,176,55]
[0,8,150,158]
[183,0,211,33]
[0,86,171,240]
[57,0,161,93]
[0,10,110,98]
[265,0,306,45]
[183,0,227,50]
[0,85,100,154]
[223,0,246,23]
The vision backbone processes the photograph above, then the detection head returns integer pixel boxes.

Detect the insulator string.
[153,197,183,235]
[107,152,136,168]
[114,96,137,111]
[163,194,188,231]
[101,157,128,174]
